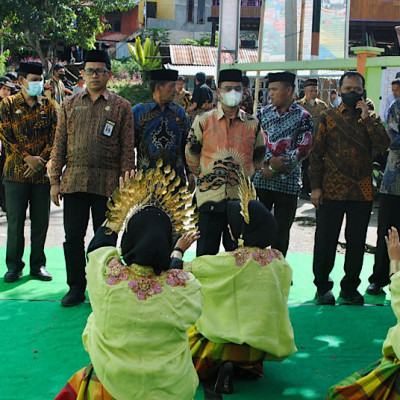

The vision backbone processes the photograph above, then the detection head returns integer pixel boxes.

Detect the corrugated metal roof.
[239,48,259,63]
[169,45,258,66]
[165,64,217,77]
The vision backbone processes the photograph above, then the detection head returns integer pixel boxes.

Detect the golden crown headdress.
[238,172,257,225]
[105,160,198,235]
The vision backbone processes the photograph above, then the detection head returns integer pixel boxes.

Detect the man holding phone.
[309,71,389,305]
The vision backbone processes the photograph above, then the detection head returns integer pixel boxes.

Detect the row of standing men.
[0,50,393,308]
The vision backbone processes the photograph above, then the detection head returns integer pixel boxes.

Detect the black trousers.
[370,194,400,287]
[313,199,372,293]
[63,192,108,293]
[0,152,6,210]
[256,189,297,257]
[301,156,311,194]
[4,180,50,272]
[196,210,237,256]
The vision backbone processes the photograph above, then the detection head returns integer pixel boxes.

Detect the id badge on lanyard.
[103,120,115,137]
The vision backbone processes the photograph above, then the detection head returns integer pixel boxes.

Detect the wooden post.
[311,0,321,57]
[298,0,306,61]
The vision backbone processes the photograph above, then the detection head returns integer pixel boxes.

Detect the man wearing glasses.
[186,69,266,256]
[50,50,135,307]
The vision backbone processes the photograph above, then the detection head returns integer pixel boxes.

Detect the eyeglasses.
[219,85,242,93]
[83,68,109,76]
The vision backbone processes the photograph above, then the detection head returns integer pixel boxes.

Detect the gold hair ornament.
[105,160,198,235]
[238,172,257,225]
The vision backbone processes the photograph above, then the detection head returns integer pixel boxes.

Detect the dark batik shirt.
[253,102,314,195]
[132,102,191,187]
[0,92,56,184]
[309,104,389,201]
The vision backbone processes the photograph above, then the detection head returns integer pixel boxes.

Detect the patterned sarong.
[188,325,266,380]
[54,364,115,400]
[327,356,400,399]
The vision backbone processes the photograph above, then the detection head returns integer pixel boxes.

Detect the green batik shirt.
[0,93,56,184]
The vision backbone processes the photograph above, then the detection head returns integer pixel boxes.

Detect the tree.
[181,33,219,47]
[141,28,170,45]
[0,0,138,72]
[0,50,10,75]
[128,37,161,72]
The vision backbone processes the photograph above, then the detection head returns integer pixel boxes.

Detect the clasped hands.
[23,155,46,178]
[260,156,290,180]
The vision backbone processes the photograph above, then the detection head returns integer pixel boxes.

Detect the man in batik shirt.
[133,69,195,192]
[309,71,389,305]
[50,50,135,307]
[367,98,400,296]
[0,62,56,283]
[253,71,313,257]
[174,76,192,113]
[186,68,266,256]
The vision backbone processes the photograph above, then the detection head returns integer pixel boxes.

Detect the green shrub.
[0,50,10,76]
[111,58,140,79]
[108,79,152,106]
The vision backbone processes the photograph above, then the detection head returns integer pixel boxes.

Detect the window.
[187,0,194,23]
[147,2,157,18]
[197,0,205,24]
[106,12,122,32]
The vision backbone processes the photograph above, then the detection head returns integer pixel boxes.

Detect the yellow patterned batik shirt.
[0,92,56,184]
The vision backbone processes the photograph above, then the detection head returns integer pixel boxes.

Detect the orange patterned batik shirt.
[185,103,266,207]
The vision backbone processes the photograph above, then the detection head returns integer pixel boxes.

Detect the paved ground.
[0,198,379,256]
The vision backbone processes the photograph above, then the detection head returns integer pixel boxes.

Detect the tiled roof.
[169,45,258,66]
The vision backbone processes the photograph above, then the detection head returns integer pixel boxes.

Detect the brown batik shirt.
[309,104,389,201]
[50,88,135,197]
[0,92,56,184]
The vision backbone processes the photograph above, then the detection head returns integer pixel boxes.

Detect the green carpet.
[0,247,391,304]
[0,300,396,400]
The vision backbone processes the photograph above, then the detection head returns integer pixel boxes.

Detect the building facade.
[138,0,213,43]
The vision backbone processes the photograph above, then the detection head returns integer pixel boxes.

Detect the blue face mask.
[25,80,43,97]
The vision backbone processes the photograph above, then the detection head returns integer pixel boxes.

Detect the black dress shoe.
[61,290,86,307]
[4,270,23,282]
[30,266,52,281]
[366,283,385,296]
[339,290,364,305]
[315,290,335,305]
[214,361,234,394]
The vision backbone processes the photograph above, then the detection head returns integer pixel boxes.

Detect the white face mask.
[25,80,43,97]
[220,90,242,107]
